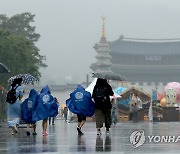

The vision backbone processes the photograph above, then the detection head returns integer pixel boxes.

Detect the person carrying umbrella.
[7,78,24,135]
[92,78,114,135]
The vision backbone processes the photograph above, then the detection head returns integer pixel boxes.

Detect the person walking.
[133,102,139,122]
[7,78,23,135]
[129,103,134,121]
[48,116,55,125]
[26,123,37,136]
[111,98,118,125]
[77,115,86,135]
[63,107,68,122]
[42,118,48,136]
[92,78,114,135]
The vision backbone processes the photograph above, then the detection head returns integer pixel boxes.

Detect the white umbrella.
[85,78,121,99]
[85,78,97,94]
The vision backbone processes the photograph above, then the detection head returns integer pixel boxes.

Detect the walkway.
[0,120,180,154]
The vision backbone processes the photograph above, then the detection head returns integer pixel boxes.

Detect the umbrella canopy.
[92,71,126,81]
[0,63,10,73]
[8,73,37,85]
[85,78,97,94]
[120,85,151,101]
[152,89,157,101]
[114,87,126,94]
[85,78,121,99]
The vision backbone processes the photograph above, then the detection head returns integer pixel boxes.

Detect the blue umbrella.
[114,87,126,94]
[66,85,95,117]
[152,90,157,101]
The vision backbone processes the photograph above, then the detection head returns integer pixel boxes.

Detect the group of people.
[7,77,116,136]
[7,78,58,136]
[75,78,114,136]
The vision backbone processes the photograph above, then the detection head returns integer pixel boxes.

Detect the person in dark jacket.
[92,78,114,135]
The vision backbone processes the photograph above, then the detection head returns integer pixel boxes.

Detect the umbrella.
[8,73,37,85]
[85,78,97,94]
[152,89,157,101]
[0,63,10,73]
[85,78,121,100]
[114,87,126,94]
[92,71,126,81]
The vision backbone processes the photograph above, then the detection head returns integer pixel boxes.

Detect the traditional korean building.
[91,18,180,85]
[109,36,180,85]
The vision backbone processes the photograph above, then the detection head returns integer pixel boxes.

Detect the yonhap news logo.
[130,130,180,148]
[130,130,145,148]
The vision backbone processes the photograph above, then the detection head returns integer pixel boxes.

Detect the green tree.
[0,12,40,42]
[0,12,47,85]
[0,13,47,120]
[0,29,46,85]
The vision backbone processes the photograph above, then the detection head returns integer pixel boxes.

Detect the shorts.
[77,115,86,122]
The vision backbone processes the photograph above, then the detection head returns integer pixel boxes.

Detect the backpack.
[95,88,106,102]
[6,86,18,104]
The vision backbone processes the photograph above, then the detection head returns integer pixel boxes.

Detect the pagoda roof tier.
[94,62,112,66]
[95,54,112,59]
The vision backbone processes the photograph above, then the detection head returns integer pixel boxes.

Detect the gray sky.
[1,0,180,85]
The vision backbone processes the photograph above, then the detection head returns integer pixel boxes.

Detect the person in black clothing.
[92,78,114,135]
[77,115,86,135]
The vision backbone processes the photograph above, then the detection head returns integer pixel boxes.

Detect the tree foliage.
[0,13,47,86]
[0,12,40,42]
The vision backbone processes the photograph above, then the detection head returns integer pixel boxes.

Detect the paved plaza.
[0,120,180,154]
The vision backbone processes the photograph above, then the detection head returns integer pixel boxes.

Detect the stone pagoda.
[90,16,112,73]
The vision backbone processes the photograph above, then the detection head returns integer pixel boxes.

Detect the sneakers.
[77,127,83,135]
[96,128,110,135]
[32,132,37,135]
[26,131,30,136]
[27,131,37,136]
[42,131,48,136]
[12,125,18,134]
[97,129,101,135]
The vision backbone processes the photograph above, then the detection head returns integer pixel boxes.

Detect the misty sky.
[1,0,180,85]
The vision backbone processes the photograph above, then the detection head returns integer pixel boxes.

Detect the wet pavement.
[0,120,180,154]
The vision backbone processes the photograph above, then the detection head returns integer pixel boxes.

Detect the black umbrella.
[0,63,10,73]
[92,71,126,81]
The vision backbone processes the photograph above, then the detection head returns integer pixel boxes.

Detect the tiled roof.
[110,37,180,55]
